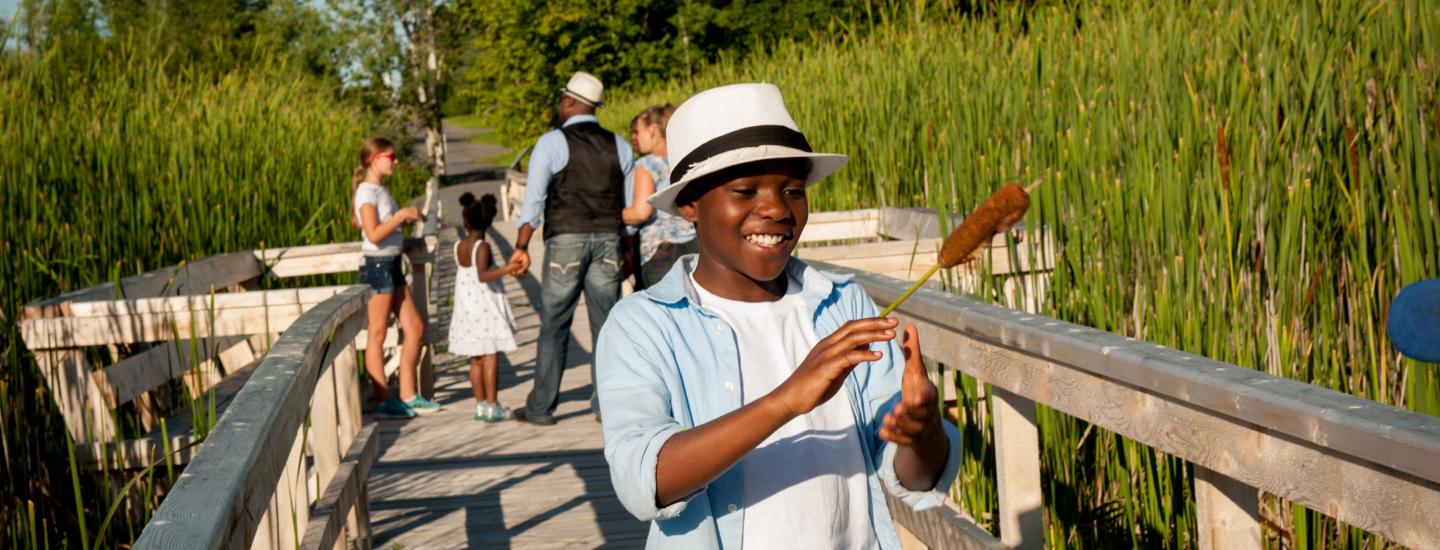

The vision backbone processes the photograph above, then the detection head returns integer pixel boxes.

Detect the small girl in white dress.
[449,193,520,422]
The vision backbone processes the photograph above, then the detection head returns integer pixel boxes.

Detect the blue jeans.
[524,232,621,418]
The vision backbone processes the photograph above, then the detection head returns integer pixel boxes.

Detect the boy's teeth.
[745,234,785,247]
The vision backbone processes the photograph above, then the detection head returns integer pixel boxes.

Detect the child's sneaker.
[487,405,511,423]
[475,403,493,422]
[405,395,443,415]
[374,397,416,419]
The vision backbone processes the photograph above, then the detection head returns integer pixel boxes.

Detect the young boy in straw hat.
[596,83,961,549]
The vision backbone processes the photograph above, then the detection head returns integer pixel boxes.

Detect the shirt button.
[727,503,738,513]
[723,382,734,392]
[713,324,724,334]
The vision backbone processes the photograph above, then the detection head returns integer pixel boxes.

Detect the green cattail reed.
[2,41,426,546]
[606,1,1439,546]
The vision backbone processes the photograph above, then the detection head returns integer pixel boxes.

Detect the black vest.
[543,121,625,239]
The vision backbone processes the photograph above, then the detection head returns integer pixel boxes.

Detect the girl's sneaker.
[406,395,443,415]
[475,403,494,422]
[375,397,416,419]
[487,405,511,423]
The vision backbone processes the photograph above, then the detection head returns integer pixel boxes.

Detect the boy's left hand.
[879,324,942,447]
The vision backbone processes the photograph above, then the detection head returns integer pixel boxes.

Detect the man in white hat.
[509,71,634,426]
[595,83,960,549]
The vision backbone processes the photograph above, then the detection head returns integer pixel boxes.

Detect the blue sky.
[1,0,16,50]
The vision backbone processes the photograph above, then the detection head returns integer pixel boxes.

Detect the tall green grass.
[0,44,424,546]
[606,0,1440,546]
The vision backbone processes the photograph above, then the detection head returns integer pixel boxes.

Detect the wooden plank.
[992,387,1044,549]
[332,338,362,456]
[410,256,435,400]
[20,287,357,349]
[253,239,433,262]
[21,252,262,320]
[253,242,362,262]
[799,238,942,261]
[252,426,308,550]
[60,286,353,318]
[309,312,365,503]
[97,337,250,407]
[884,493,1005,550]
[503,169,527,221]
[300,425,379,550]
[265,253,365,279]
[1194,465,1261,550]
[35,350,116,443]
[77,358,263,469]
[308,354,343,521]
[797,218,881,243]
[134,287,368,549]
[806,208,879,224]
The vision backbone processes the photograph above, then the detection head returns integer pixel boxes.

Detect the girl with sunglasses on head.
[352,137,440,418]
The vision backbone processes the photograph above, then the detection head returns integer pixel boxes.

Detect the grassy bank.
[0,45,425,546]
[605,0,1440,546]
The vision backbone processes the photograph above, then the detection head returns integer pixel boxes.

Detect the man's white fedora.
[647,83,847,216]
[562,72,604,107]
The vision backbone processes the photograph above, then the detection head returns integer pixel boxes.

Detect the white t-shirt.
[354,182,404,256]
[691,273,880,550]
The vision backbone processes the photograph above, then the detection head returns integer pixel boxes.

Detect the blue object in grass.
[1388,279,1440,363]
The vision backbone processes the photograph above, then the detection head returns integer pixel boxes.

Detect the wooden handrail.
[133,286,372,549]
[810,261,1440,549]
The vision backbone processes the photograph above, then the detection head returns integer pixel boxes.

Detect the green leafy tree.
[456,0,874,147]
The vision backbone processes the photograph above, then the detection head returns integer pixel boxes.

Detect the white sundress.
[447,239,518,357]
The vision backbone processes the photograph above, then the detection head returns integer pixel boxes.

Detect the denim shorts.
[358,254,405,294]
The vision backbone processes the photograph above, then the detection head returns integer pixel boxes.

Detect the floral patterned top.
[637,155,697,264]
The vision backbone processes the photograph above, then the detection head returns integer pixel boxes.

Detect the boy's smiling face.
[677,159,810,301]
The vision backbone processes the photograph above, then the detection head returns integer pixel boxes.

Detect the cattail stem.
[880,263,943,317]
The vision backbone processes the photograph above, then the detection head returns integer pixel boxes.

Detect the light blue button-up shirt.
[597,255,964,549]
[515,114,636,231]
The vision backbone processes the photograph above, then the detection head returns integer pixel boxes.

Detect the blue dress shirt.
[515,114,635,231]
[596,255,964,549]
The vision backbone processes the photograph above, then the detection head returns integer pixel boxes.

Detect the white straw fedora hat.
[647,83,847,216]
[562,72,604,107]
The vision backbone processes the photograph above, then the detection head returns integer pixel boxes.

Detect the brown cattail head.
[937,182,1032,267]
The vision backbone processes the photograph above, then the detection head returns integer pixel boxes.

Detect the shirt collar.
[645,254,853,312]
[561,114,599,127]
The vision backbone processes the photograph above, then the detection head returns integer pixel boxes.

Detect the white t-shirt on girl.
[354,182,404,256]
[690,273,880,550]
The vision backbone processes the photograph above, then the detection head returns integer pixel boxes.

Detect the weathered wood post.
[408,250,435,400]
[1194,466,1262,549]
[991,387,1044,549]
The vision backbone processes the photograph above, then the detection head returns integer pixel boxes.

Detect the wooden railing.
[819,262,1440,549]
[18,241,438,468]
[130,286,375,549]
[16,181,445,549]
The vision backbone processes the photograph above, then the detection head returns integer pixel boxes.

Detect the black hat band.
[670,125,812,184]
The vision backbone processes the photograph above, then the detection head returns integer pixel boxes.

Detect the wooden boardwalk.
[368,201,648,548]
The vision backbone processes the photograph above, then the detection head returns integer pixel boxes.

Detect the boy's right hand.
[771,317,900,419]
